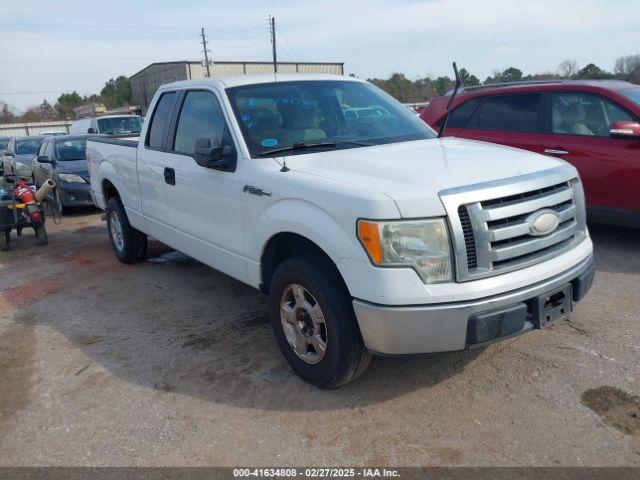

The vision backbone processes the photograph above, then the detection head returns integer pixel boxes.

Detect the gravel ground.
[0,210,638,466]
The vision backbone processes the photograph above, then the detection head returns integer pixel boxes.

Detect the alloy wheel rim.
[280,284,327,364]
[110,211,124,251]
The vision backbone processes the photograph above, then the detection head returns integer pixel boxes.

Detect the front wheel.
[0,231,9,251]
[106,196,147,263]
[268,256,371,388]
[34,225,48,246]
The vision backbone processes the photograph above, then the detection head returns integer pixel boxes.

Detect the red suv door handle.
[544,148,569,155]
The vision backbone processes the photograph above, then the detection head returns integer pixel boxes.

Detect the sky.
[1,0,639,111]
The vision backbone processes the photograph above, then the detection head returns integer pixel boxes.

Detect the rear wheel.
[0,231,9,251]
[268,256,371,388]
[106,196,147,263]
[34,225,48,246]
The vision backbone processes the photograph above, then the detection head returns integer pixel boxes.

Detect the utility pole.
[200,27,211,77]
[269,16,277,73]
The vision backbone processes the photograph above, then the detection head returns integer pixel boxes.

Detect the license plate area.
[531,284,573,328]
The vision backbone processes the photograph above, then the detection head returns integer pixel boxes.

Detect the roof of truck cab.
[159,73,357,91]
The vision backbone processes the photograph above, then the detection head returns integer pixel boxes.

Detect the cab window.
[146,92,177,149]
[467,93,542,132]
[172,90,231,156]
[550,92,636,137]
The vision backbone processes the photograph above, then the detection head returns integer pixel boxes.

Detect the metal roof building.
[130,60,345,112]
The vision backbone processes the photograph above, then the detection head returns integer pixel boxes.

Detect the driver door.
[161,89,247,283]
[542,91,640,215]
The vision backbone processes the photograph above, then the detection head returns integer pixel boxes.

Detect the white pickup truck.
[87,74,594,388]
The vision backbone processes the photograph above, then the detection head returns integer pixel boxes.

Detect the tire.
[34,225,48,246]
[0,231,9,251]
[268,256,371,388]
[106,196,147,263]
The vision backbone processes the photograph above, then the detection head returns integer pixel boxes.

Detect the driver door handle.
[164,167,175,185]
[544,148,569,156]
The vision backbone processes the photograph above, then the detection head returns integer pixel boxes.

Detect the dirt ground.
[0,209,638,467]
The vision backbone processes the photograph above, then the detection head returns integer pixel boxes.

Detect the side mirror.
[610,121,640,139]
[5,151,14,158]
[193,135,234,171]
[37,155,52,164]
[87,128,96,134]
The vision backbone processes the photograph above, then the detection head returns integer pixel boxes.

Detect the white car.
[87,74,594,388]
[70,115,142,135]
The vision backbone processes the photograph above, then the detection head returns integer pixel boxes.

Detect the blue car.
[32,135,94,213]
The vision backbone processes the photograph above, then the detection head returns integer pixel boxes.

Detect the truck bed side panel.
[87,139,147,233]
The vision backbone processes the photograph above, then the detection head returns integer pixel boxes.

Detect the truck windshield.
[621,88,640,107]
[97,116,142,135]
[226,80,436,157]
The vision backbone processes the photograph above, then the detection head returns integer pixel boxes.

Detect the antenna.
[438,62,461,138]
[200,27,212,77]
[269,16,277,75]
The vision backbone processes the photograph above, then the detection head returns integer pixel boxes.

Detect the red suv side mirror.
[609,120,640,139]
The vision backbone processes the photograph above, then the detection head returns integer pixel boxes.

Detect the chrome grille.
[440,167,587,282]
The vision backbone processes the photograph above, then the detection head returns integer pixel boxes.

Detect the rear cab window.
[146,92,177,149]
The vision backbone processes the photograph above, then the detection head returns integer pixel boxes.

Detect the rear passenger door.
[446,93,545,154]
[161,89,247,282]
[137,90,178,239]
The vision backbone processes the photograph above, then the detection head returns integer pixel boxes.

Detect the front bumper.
[59,183,94,207]
[353,254,595,355]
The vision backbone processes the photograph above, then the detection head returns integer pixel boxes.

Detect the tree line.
[0,75,133,124]
[2,54,639,123]
[367,55,640,103]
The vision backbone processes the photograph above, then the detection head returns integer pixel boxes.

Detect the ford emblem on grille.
[527,209,560,236]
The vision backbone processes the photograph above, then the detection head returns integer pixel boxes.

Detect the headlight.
[58,173,86,183]
[357,218,453,283]
[15,162,28,169]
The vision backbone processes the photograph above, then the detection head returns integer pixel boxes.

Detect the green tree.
[56,91,83,119]
[100,75,132,108]
[575,63,613,79]
[458,68,480,86]
[433,76,454,96]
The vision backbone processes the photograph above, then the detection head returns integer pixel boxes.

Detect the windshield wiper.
[257,140,374,157]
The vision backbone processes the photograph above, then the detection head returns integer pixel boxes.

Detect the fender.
[245,198,369,288]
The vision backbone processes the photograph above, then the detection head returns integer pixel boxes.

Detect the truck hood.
[283,137,569,217]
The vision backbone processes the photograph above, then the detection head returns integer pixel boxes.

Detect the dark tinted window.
[173,91,226,155]
[147,92,176,149]
[471,93,541,132]
[15,139,43,155]
[0,140,9,150]
[55,139,86,161]
[447,97,482,128]
[98,116,142,135]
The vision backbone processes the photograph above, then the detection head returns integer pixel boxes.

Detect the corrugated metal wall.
[130,63,189,112]
[0,121,71,137]
[131,61,344,112]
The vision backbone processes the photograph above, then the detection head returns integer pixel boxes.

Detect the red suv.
[421,80,640,227]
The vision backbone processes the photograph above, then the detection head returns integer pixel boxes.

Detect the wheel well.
[260,233,346,294]
[102,179,119,202]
